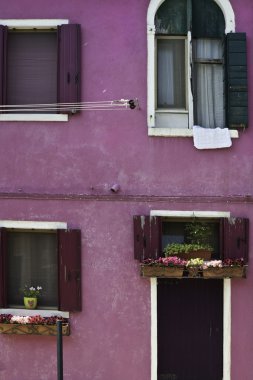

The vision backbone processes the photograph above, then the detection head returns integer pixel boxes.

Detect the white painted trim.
[0,308,69,318]
[150,279,231,380]
[0,220,67,229]
[151,278,157,380]
[150,210,231,218]
[148,127,239,138]
[224,279,231,380]
[0,114,69,122]
[0,19,69,28]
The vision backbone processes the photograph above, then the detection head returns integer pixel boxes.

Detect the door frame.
[151,278,231,380]
[149,209,232,380]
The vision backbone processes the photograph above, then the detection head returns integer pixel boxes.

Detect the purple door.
[157,279,223,380]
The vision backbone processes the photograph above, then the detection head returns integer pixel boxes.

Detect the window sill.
[0,114,69,122]
[148,127,239,138]
[0,308,69,318]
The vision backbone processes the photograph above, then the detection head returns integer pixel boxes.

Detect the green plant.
[21,285,43,298]
[164,242,211,257]
[184,221,212,246]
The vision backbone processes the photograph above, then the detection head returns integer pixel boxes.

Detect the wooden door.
[157,279,223,380]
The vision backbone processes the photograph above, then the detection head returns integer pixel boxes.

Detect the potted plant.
[22,285,43,309]
[164,221,213,260]
[186,258,204,277]
[140,256,187,278]
[202,258,246,278]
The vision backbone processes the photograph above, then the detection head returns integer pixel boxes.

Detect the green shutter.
[226,33,248,129]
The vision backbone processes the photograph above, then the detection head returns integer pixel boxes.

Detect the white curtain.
[157,39,185,109]
[194,39,224,128]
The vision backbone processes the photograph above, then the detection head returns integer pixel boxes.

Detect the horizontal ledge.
[0,308,69,318]
[0,19,69,28]
[0,193,252,204]
[0,221,67,229]
[148,127,239,138]
[0,114,69,122]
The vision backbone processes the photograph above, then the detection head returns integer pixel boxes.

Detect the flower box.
[203,266,246,279]
[140,265,184,278]
[177,249,212,260]
[0,322,70,336]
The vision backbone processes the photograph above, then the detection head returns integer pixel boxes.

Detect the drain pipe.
[57,320,63,380]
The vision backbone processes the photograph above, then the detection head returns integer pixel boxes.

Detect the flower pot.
[187,267,202,278]
[177,250,212,260]
[203,266,246,279]
[24,297,37,309]
[140,265,184,278]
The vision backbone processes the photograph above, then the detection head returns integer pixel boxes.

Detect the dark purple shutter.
[133,216,162,261]
[58,229,82,311]
[0,228,7,307]
[222,218,249,263]
[57,24,81,113]
[0,25,7,108]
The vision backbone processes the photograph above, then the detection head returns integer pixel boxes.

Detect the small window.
[0,21,81,117]
[7,231,58,308]
[0,227,82,311]
[133,215,249,263]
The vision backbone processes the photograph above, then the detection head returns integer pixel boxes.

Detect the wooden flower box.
[140,265,184,278]
[0,322,70,336]
[177,250,212,261]
[203,266,246,279]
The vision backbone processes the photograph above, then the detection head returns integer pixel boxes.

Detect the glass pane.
[7,231,58,308]
[157,39,186,109]
[155,0,187,35]
[193,39,224,128]
[7,31,57,112]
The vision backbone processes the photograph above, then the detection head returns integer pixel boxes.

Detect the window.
[0,20,81,121]
[0,223,81,312]
[147,0,248,135]
[133,214,249,263]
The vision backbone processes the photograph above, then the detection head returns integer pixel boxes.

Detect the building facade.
[0,0,252,379]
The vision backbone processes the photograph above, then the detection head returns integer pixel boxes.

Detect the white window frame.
[0,220,69,318]
[0,19,69,122]
[147,0,238,138]
[149,209,231,380]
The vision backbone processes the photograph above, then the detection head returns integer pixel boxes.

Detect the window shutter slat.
[133,216,162,261]
[226,33,248,129]
[0,228,7,307]
[222,218,249,263]
[0,25,7,107]
[58,229,82,311]
[57,24,81,113]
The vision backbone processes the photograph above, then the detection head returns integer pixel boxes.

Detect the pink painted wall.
[0,0,252,379]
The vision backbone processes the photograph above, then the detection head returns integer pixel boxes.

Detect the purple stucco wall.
[0,0,252,379]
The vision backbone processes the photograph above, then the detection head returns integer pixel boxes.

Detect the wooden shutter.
[221,218,249,263]
[57,24,81,113]
[0,228,7,307]
[0,25,7,108]
[133,216,162,261]
[226,33,248,129]
[58,229,82,311]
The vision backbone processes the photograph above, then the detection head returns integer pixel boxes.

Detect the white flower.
[37,286,42,290]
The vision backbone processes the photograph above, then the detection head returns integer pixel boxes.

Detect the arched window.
[147,0,248,135]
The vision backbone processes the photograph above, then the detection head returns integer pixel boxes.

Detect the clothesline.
[0,99,138,112]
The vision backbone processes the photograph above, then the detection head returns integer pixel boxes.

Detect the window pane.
[157,39,186,109]
[7,231,58,308]
[7,31,57,112]
[193,39,224,128]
